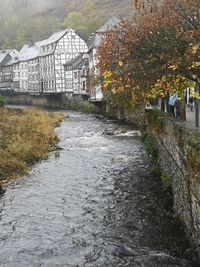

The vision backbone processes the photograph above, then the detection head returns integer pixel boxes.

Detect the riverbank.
[0,107,64,188]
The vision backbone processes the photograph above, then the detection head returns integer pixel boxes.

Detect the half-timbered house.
[27,42,41,94]
[0,50,18,92]
[39,28,88,94]
[64,53,89,97]
[13,42,41,92]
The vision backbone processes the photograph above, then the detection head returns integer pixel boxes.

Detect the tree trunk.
[180,100,186,121]
[195,100,199,128]
[161,97,165,112]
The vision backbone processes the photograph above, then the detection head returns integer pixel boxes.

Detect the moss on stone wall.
[142,132,158,161]
[160,173,172,191]
[187,137,200,182]
[146,110,200,183]
[146,109,166,133]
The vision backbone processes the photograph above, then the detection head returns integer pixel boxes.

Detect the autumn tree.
[96,0,200,110]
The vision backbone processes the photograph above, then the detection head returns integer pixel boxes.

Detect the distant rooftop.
[13,43,41,63]
[39,28,72,47]
[96,16,120,33]
[0,53,9,65]
[0,49,19,65]
[64,53,89,69]
[88,16,120,51]
[5,50,19,66]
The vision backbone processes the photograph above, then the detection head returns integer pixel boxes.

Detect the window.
[82,81,86,90]
[66,65,72,71]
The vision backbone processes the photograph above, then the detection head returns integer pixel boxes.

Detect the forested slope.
[0,0,133,49]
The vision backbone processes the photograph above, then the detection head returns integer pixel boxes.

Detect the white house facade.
[39,28,88,94]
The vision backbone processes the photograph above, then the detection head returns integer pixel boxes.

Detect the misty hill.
[0,0,133,49]
[46,0,133,20]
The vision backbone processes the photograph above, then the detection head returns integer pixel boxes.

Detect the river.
[0,111,198,266]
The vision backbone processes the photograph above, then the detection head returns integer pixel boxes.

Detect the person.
[145,102,153,112]
[175,98,181,119]
[168,94,177,117]
[189,96,194,111]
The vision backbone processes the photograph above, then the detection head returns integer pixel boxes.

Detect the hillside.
[51,0,133,20]
[0,0,133,49]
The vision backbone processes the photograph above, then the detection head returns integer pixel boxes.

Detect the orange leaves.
[118,61,124,67]
[191,44,199,55]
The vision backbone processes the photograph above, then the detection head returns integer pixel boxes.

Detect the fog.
[0,0,68,49]
[1,0,65,15]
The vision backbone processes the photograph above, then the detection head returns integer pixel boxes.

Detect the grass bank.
[0,107,64,187]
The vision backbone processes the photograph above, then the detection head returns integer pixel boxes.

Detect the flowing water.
[0,111,198,266]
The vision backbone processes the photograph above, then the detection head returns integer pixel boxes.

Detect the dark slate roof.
[20,43,41,61]
[64,53,89,69]
[4,50,19,66]
[96,16,120,33]
[0,50,11,65]
[40,28,70,46]
[13,43,40,63]
[88,16,120,51]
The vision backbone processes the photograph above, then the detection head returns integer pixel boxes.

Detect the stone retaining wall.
[146,110,200,256]
[2,92,97,111]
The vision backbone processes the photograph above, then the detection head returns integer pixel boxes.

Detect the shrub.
[0,108,64,182]
[143,133,158,161]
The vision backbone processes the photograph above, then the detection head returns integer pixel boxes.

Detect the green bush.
[143,133,158,161]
